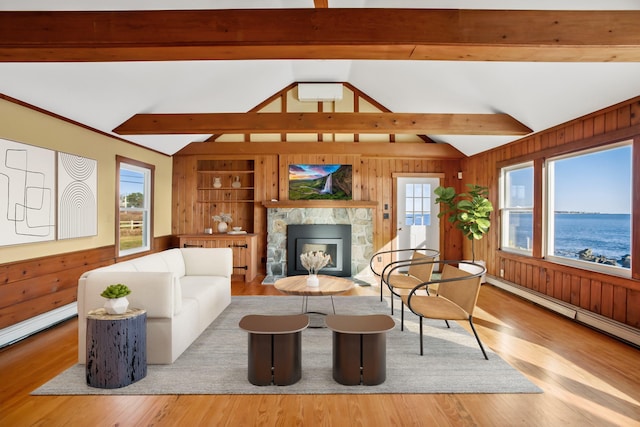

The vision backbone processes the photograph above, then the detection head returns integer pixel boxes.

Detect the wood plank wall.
[0,237,174,330]
[463,96,640,329]
[172,152,462,270]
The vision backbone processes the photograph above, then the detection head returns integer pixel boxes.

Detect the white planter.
[103,297,129,315]
[307,274,319,287]
[217,222,228,233]
[459,260,486,283]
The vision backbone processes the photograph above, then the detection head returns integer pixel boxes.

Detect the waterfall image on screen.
[288,164,352,200]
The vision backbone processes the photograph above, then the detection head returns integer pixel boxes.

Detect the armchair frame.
[403,260,488,359]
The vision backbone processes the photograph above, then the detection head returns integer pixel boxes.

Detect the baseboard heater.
[486,276,640,348]
[0,302,78,348]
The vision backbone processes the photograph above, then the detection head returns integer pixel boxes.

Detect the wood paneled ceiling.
[0,4,639,156]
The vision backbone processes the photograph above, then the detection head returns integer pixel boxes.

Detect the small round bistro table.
[274,275,354,326]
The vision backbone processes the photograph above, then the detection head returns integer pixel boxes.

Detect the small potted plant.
[300,251,332,287]
[212,212,233,233]
[101,283,131,314]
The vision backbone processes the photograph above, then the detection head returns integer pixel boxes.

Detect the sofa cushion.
[181,247,233,277]
[159,248,187,277]
[84,271,174,318]
[129,253,171,272]
[180,275,230,298]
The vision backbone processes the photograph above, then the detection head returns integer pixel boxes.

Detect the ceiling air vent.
[297,83,343,102]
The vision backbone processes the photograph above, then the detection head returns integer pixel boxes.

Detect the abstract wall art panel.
[57,152,97,239]
[289,164,352,200]
[0,138,56,246]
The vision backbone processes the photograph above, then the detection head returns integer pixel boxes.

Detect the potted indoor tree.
[101,283,132,314]
[434,184,493,263]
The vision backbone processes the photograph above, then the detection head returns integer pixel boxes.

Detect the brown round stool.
[325,314,395,385]
[239,314,309,386]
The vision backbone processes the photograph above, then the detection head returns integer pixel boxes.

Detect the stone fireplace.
[263,201,375,284]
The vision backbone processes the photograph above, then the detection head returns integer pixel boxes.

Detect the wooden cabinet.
[197,160,255,233]
[178,234,258,282]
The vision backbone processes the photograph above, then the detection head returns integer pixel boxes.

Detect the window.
[405,183,432,226]
[117,156,154,257]
[500,163,534,254]
[546,142,631,274]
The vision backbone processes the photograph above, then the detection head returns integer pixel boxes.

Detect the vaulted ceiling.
[1,1,640,157]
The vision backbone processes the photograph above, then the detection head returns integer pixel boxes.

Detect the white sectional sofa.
[77,247,232,364]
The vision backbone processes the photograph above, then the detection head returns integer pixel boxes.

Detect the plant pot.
[459,260,486,283]
[217,221,228,233]
[307,274,319,288]
[103,296,129,315]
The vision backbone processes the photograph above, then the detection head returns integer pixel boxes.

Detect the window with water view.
[405,183,432,226]
[500,141,632,275]
[546,142,631,273]
[500,163,534,255]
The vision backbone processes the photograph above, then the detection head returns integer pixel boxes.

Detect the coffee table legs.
[331,332,388,385]
[247,332,302,386]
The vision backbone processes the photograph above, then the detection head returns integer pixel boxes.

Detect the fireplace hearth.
[287,224,352,277]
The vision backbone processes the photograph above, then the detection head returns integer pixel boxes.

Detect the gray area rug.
[33,296,542,395]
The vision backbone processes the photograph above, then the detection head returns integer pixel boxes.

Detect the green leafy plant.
[434,184,493,261]
[100,283,131,299]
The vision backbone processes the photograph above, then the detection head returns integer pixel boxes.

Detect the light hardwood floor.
[1,278,639,426]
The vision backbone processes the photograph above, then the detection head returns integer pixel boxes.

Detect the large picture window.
[117,156,154,257]
[500,162,534,255]
[546,142,632,274]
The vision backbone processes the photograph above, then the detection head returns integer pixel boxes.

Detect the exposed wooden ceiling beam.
[176,141,466,159]
[113,112,532,136]
[1,9,639,62]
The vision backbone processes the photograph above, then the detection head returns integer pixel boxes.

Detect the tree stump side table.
[86,308,147,389]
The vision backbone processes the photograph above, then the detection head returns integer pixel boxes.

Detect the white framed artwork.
[57,152,97,239]
[0,138,56,246]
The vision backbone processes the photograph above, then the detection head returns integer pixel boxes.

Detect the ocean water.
[511,213,631,266]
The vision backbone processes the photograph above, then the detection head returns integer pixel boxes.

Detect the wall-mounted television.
[288,164,352,200]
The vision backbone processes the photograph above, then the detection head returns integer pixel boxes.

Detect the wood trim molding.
[392,172,446,178]
[262,200,378,209]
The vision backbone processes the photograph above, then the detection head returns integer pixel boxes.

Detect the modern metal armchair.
[401,260,488,359]
[370,248,440,299]
[370,248,439,330]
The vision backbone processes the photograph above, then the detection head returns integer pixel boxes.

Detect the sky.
[120,169,144,196]
[553,144,631,214]
[288,164,341,181]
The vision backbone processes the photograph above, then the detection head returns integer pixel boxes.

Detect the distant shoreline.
[554,211,630,215]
